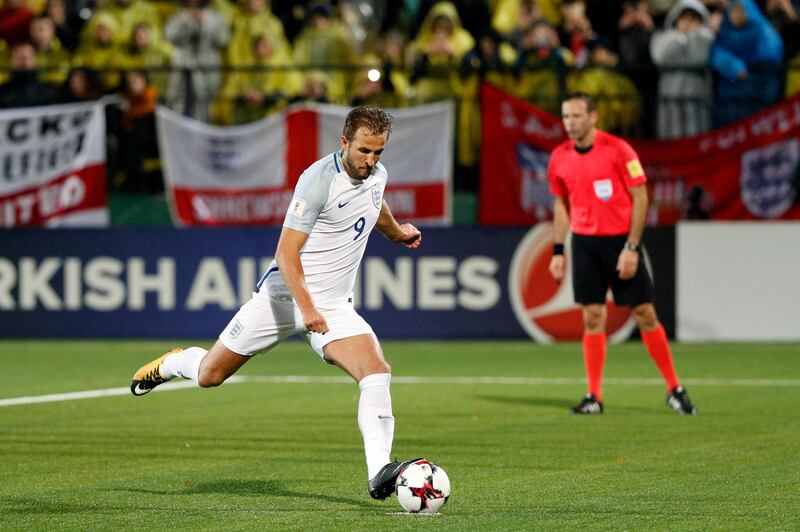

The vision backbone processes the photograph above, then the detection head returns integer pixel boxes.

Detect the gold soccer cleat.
[130,348,182,396]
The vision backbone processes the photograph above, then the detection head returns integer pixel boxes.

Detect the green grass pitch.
[1,340,799,530]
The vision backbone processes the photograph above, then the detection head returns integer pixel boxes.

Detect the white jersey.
[258,151,387,309]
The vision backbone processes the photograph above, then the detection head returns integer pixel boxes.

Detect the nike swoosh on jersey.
[338,201,350,208]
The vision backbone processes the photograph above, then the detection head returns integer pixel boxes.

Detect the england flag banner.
[480,83,800,225]
[157,102,454,226]
[0,101,109,227]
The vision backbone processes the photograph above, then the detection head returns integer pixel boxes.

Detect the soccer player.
[547,93,697,415]
[130,107,422,499]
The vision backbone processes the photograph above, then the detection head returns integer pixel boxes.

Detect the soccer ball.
[395,459,450,514]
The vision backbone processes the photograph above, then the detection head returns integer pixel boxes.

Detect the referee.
[547,93,696,415]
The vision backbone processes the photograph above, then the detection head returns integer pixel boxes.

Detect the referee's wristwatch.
[624,241,640,252]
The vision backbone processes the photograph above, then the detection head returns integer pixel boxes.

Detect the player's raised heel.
[667,386,697,415]
[130,347,182,396]
[368,457,422,500]
[570,394,604,414]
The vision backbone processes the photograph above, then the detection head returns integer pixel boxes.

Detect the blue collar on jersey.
[335,150,377,182]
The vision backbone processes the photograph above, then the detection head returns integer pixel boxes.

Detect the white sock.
[160,347,208,385]
[358,372,394,480]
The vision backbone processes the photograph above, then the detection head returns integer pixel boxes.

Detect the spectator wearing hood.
[710,0,783,126]
[412,0,492,41]
[120,22,173,96]
[568,37,640,136]
[73,13,126,89]
[291,3,355,105]
[227,0,289,67]
[407,2,477,169]
[111,0,163,43]
[221,32,299,124]
[79,0,163,48]
[650,0,715,138]
[164,0,230,121]
[407,1,474,103]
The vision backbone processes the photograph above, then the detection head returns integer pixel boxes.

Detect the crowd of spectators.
[1,0,799,191]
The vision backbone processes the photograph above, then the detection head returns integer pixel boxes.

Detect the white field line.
[1,375,799,408]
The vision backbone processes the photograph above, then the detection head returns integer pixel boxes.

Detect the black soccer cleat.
[667,386,697,415]
[368,458,422,500]
[570,394,604,414]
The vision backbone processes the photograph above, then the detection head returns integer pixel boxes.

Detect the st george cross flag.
[157,102,454,226]
[479,83,800,225]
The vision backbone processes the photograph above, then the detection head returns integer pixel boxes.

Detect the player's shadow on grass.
[111,479,374,509]
[479,394,660,413]
[0,497,103,515]
[478,394,576,410]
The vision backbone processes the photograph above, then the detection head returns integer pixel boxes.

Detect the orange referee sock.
[642,324,680,390]
[583,331,607,401]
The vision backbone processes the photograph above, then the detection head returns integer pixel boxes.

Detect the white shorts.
[219,280,374,358]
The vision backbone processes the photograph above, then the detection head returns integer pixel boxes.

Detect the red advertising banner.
[479,83,800,225]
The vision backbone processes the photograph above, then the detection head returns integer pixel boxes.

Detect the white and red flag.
[157,102,454,226]
[479,83,800,225]
[0,101,109,227]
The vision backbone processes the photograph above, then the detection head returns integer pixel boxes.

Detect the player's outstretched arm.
[375,200,422,249]
[275,227,329,333]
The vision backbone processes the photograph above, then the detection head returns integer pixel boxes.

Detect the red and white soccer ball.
[395,459,450,514]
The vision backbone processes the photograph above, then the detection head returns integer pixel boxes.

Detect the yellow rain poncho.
[407,2,475,165]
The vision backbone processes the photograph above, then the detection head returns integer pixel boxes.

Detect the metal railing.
[2,63,798,194]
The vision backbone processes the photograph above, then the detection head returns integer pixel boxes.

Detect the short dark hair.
[562,92,596,113]
[343,107,393,141]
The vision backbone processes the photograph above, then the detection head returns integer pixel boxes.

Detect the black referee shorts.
[570,233,654,307]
